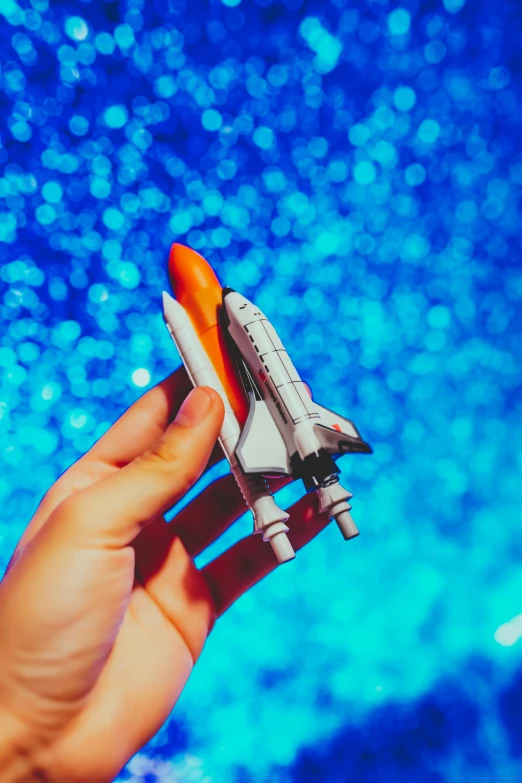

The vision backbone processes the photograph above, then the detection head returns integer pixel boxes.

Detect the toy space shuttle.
[162,244,371,564]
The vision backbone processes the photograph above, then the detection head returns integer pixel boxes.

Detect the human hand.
[0,369,331,783]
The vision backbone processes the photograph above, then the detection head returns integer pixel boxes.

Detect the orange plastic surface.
[168,243,249,426]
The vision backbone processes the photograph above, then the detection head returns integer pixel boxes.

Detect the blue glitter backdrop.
[1,0,522,780]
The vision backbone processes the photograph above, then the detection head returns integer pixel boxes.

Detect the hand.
[0,369,330,783]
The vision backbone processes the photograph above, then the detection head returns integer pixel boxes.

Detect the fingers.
[132,473,289,594]
[171,474,290,557]
[202,492,331,616]
[132,473,291,647]
[47,387,225,550]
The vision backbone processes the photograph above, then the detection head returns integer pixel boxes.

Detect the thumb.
[49,387,224,549]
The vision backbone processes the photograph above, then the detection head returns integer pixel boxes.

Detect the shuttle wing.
[313,403,372,455]
[236,393,292,475]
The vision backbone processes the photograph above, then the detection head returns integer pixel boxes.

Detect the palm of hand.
[0,370,328,783]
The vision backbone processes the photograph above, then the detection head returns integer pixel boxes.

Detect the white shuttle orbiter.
[221,288,372,541]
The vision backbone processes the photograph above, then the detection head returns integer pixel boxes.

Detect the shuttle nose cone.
[168,243,221,307]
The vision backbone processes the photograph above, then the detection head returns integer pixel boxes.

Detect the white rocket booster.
[162,292,296,564]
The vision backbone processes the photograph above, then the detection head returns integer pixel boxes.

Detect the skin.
[0,369,331,783]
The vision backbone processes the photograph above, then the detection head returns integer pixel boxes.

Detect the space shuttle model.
[162,244,371,564]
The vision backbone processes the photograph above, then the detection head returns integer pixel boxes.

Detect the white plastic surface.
[162,292,293,560]
[235,397,291,475]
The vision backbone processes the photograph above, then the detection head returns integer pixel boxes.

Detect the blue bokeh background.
[1,0,521,780]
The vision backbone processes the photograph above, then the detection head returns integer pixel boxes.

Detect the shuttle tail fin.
[313,403,372,455]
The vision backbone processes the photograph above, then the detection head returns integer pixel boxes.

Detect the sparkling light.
[131,368,151,387]
[104,105,128,129]
[388,9,411,35]
[65,16,88,41]
[494,615,522,647]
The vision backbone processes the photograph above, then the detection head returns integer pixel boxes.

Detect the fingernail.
[175,387,212,427]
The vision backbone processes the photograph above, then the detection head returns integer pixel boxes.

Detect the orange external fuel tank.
[167,243,249,426]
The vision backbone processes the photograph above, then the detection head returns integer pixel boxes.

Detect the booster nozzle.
[334,509,360,541]
[317,480,359,541]
[269,531,296,564]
